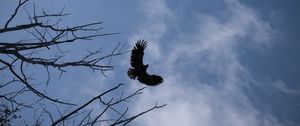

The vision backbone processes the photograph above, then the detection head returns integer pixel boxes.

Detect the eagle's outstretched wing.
[130,40,147,70]
[137,74,163,86]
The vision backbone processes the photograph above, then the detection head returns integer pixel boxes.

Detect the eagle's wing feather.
[130,40,147,69]
[138,74,163,86]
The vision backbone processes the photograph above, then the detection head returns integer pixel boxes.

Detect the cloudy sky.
[1,0,300,125]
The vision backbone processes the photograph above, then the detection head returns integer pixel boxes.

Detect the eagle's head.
[142,64,149,72]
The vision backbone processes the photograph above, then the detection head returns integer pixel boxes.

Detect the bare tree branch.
[4,0,29,29]
[51,84,123,126]
[0,23,41,33]
[0,59,76,106]
[112,103,167,126]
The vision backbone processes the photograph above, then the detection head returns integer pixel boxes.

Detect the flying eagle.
[127,40,163,86]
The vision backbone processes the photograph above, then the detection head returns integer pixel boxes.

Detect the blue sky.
[1,0,299,125]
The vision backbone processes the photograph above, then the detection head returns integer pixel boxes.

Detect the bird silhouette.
[127,40,163,86]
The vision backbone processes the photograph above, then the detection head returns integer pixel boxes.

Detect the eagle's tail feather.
[127,68,137,80]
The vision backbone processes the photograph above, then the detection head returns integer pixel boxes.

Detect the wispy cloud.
[128,0,283,126]
[128,0,173,61]
[273,80,300,95]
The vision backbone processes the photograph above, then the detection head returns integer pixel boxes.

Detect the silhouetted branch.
[51,84,123,126]
[111,102,167,126]
[4,0,29,29]
[0,59,76,106]
[0,23,41,33]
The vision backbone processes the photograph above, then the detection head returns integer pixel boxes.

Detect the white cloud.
[128,0,284,126]
[274,80,300,95]
[128,0,173,61]
[139,0,173,20]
